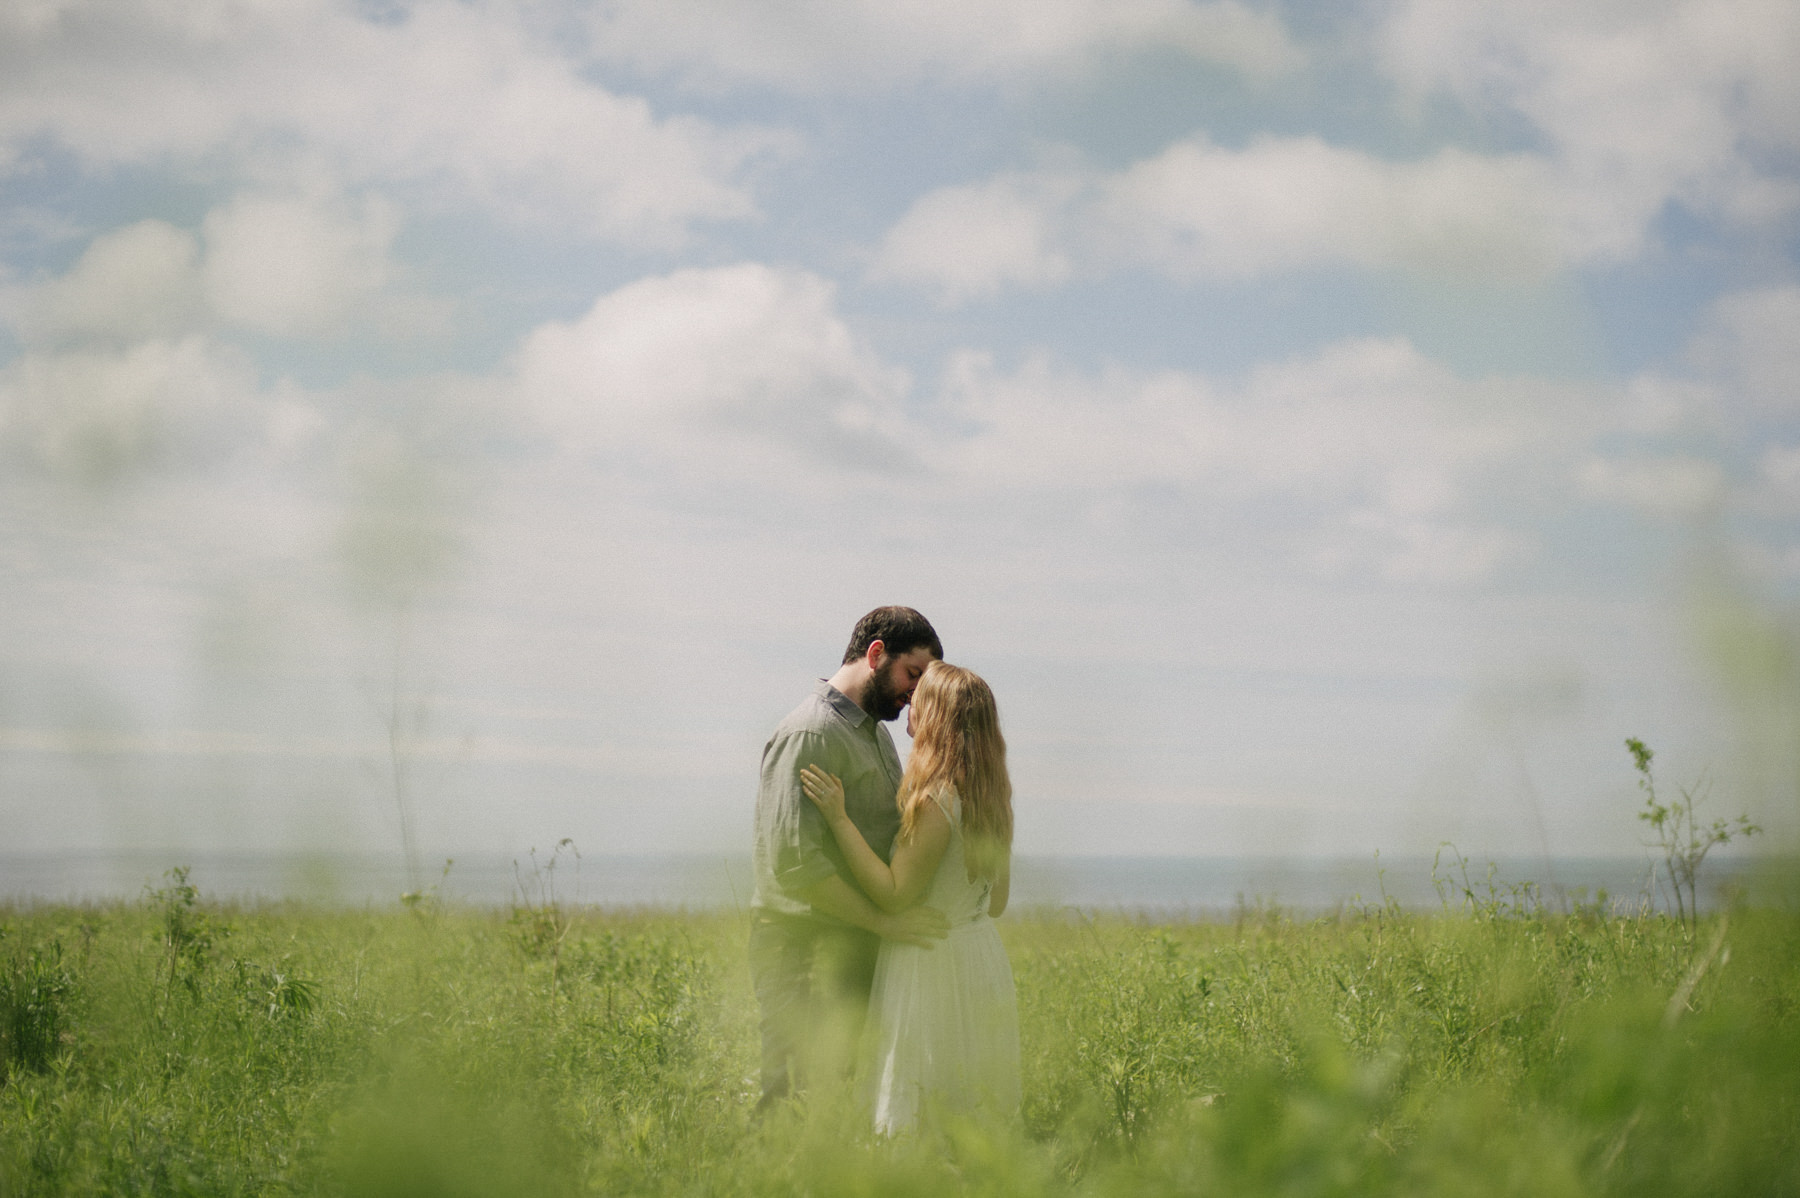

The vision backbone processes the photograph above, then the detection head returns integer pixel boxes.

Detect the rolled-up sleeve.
[759,729,840,897]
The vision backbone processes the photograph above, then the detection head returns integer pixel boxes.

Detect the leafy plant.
[0,936,73,1081]
[146,866,221,996]
[1627,738,1761,929]
[232,954,321,1020]
[511,839,579,997]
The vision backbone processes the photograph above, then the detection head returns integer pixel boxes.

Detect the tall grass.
[2,875,1796,1196]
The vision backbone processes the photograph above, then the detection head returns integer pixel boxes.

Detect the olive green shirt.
[750,681,904,920]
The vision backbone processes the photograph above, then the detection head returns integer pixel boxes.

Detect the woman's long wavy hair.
[897,661,1012,881]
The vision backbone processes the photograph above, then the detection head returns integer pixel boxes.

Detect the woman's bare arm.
[799,765,950,913]
[796,873,948,947]
[988,858,1010,917]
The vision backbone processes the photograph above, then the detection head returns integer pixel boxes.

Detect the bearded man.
[747,606,949,1109]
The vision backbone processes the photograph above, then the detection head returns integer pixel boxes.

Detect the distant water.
[0,850,1771,916]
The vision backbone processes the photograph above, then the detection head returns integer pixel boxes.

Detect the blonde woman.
[800,661,1020,1133]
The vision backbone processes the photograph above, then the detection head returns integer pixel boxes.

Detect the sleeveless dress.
[864,787,1021,1134]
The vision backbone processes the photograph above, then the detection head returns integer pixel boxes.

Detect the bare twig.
[1601,1109,1642,1172]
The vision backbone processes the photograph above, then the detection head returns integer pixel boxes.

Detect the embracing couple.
[748,606,1019,1134]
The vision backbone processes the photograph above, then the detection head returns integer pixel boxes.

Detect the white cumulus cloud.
[1576,454,1727,518]
[933,336,1578,582]
[873,174,1078,302]
[13,194,446,345]
[1097,137,1560,281]
[0,337,258,486]
[514,263,914,475]
[871,0,1800,301]
[201,193,400,340]
[871,136,1567,298]
[1379,0,1800,255]
[21,220,203,343]
[0,0,780,244]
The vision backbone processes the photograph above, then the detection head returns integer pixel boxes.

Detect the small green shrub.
[146,866,223,996]
[232,954,321,1020]
[1627,737,1761,928]
[0,936,73,1081]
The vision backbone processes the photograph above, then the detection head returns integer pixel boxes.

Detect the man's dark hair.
[842,606,943,665]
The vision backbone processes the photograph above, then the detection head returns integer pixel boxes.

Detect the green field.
[3,872,1796,1197]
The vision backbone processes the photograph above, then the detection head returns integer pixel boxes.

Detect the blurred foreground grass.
[3,875,1797,1196]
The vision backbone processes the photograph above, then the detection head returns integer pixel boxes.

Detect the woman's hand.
[799,765,848,823]
[801,765,950,915]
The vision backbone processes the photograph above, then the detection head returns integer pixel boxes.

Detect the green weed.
[0,934,74,1081]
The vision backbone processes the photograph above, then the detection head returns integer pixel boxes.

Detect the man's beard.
[867,661,908,721]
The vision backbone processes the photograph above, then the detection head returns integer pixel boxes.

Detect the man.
[748,606,949,1109]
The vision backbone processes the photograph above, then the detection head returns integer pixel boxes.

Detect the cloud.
[872,136,1566,298]
[201,193,411,339]
[872,174,1077,302]
[872,0,1800,301]
[22,219,203,343]
[1689,286,1800,416]
[1097,137,1560,281]
[513,263,914,475]
[1551,282,1800,589]
[933,336,1575,582]
[1567,282,1800,465]
[585,0,1303,91]
[502,262,1669,585]
[1576,454,1727,518]
[0,0,780,243]
[1333,510,1530,584]
[11,194,447,345]
[6,3,1787,866]
[1554,284,1800,570]
[1379,0,1800,254]
[500,261,1576,586]
[0,198,414,491]
[0,336,259,487]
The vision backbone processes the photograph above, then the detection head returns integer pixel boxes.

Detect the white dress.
[864,787,1021,1134]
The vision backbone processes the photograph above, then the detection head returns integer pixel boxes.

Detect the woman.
[799,661,1020,1134]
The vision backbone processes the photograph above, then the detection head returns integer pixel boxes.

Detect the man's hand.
[876,905,949,949]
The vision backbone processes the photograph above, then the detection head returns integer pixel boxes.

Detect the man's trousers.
[747,910,880,1109]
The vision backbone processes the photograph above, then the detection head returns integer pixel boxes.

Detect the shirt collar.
[816,679,874,731]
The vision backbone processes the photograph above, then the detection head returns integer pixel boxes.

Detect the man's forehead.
[887,646,938,670]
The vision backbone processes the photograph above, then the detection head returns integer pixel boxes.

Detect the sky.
[2,0,1798,871]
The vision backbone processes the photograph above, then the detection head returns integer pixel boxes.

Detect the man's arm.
[797,874,948,948]
[763,730,842,897]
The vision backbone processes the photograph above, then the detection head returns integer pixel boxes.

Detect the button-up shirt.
[751,680,904,920]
